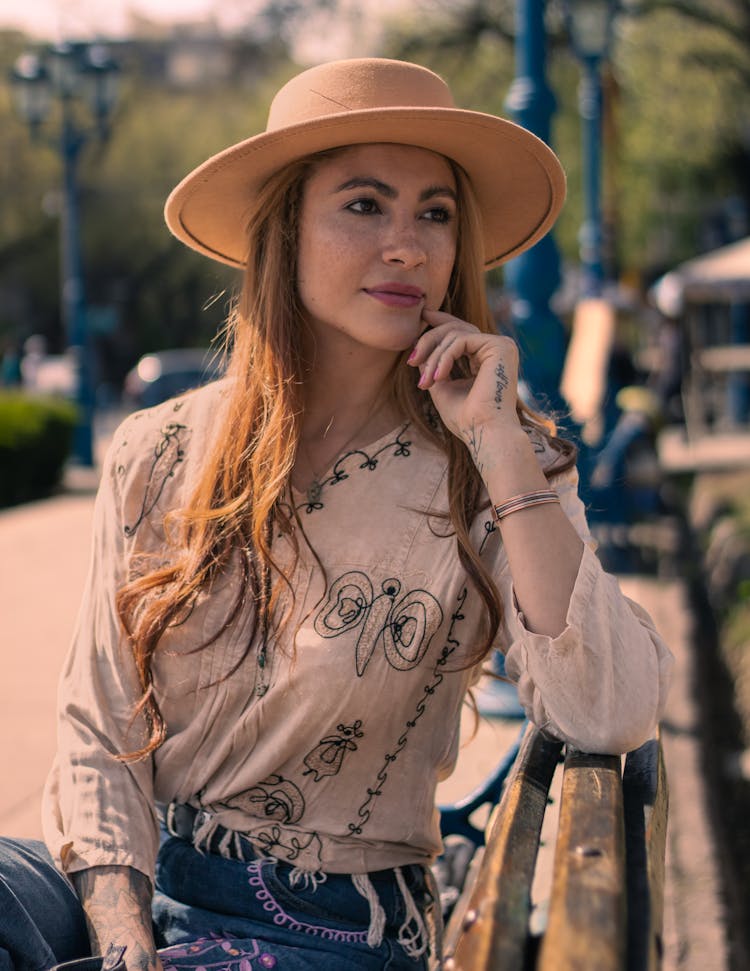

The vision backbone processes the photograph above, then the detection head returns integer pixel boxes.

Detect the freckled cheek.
[299,224,365,277]
[297,231,364,310]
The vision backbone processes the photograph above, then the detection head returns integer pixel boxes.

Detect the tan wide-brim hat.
[165,57,566,271]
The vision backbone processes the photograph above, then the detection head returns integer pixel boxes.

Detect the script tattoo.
[494,362,510,408]
[73,866,159,971]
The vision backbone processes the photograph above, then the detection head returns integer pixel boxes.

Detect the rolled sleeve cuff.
[503,545,672,754]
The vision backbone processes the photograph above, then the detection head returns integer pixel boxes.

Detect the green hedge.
[0,392,78,506]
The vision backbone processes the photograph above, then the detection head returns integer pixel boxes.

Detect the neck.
[300,331,402,441]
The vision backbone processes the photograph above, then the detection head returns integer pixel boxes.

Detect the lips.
[364,282,425,308]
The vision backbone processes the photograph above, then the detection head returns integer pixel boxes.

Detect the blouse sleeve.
[42,421,160,883]
[498,465,674,755]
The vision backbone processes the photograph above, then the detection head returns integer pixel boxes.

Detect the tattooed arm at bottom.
[72,866,164,971]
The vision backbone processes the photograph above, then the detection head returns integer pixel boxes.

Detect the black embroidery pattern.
[478,518,497,556]
[297,424,412,514]
[314,572,443,677]
[124,422,187,536]
[217,774,305,825]
[302,721,364,782]
[347,587,468,835]
[249,824,323,866]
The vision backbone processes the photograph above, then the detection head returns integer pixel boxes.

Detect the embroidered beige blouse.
[42,380,673,883]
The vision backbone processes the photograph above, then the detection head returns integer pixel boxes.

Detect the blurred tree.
[625,0,750,85]
[0,32,297,386]
[616,1,750,271]
[0,32,60,346]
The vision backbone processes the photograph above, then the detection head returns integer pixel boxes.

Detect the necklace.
[299,399,386,505]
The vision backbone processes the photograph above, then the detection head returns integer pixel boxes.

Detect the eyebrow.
[334,176,457,203]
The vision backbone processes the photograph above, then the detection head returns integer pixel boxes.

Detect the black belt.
[164,801,251,860]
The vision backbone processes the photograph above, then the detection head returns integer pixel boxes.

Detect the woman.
[0,58,671,971]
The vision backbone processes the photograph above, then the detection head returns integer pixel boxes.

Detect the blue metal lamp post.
[476,0,566,719]
[560,1,633,560]
[503,0,568,416]
[562,0,617,298]
[559,0,618,456]
[10,43,119,467]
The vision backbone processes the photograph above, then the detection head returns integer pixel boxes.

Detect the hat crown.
[267,58,456,132]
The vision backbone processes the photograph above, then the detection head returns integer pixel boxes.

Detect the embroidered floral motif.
[303,721,364,782]
[160,934,277,970]
[124,421,187,536]
[247,861,369,944]
[219,775,305,825]
[296,424,412,514]
[347,588,467,835]
[246,823,323,868]
[314,572,443,677]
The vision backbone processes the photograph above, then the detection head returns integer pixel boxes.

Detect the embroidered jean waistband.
[164,800,440,963]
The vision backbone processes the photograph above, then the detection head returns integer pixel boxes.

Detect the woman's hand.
[410,308,584,639]
[408,309,521,447]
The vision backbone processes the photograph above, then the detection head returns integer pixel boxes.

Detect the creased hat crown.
[266,59,456,129]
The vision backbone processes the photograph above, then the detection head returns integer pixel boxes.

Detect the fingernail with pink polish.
[407,348,418,363]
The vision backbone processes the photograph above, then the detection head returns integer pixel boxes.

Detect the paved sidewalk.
[0,475,730,969]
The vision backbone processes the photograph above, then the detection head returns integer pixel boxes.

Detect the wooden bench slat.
[538,750,626,971]
[693,345,750,372]
[624,733,668,971]
[445,726,563,970]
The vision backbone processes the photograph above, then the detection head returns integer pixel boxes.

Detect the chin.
[375,318,425,352]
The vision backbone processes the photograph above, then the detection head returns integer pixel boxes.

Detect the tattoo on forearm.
[494,362,510,408]
[465,421,485,477]
[73,866,157,970]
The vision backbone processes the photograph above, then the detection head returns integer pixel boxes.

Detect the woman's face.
[296,143,458,355]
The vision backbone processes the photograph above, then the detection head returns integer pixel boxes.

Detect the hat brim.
[165,106,566,271]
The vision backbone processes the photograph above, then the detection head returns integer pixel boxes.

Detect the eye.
[422,206,453,225]
[345,197,382,216]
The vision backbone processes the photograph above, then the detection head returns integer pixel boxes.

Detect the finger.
[431,333,471,383]
[418,330,492,388]
[416,330,464,387]
[409,319,477,369]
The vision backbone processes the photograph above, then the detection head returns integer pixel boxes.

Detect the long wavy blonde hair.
[116,147,574,760]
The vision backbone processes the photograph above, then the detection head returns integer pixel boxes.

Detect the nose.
[381,220,427,268]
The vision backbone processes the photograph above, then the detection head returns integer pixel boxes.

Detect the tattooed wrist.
[494,362,510,408]
[72,866,158,970]
[463,421,486,478]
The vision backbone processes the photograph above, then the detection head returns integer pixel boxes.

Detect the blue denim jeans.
[0,838,89,970]
[0,836,431,970]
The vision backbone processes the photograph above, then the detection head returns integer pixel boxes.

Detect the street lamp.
[10,42,120,467]
[559,0,619,453]
[563,0,618,298]
[475,0,567,721]
[503,0,568,416]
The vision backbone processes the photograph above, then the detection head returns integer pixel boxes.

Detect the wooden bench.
[441,724,668,971]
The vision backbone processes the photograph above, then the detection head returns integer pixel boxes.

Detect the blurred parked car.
[124,348,224,409]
